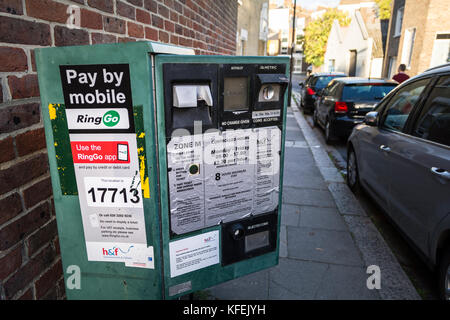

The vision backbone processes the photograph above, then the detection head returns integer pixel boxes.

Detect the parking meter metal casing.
[35,42,289,299]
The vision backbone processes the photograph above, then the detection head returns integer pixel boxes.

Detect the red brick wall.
[0,0,238,300]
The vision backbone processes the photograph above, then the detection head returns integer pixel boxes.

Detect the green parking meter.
[36,41,289,300]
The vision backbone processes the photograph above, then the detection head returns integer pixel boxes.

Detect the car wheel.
[438,248,450,300]
[325,119,334,144]
[347,147,361,193]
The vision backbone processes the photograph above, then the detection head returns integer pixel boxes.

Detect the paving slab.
[282,186,336,208]
[342,215,421,300]
[287,226,364,267]
[207,268,269,300]
[280,203,301,227]
[268,258,328,300]
[283,162,328,190]
[299,206,348,231]
[313,264,380,300]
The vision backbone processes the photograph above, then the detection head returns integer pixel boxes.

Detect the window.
[394,7,404,37]
[381,78,430,132]
[342,84,397,101]
[412,76,450,146]
[313,76,344,89]
[401,27,416,68]
[430,33,450,68]
[328,59,335,72]
[327,81,340,97]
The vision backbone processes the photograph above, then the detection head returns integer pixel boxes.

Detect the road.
[290,73,439,300]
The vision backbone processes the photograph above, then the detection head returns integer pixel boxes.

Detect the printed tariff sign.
[59,64,153,268]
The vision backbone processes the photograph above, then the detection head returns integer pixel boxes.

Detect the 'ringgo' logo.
[102,110,120,127]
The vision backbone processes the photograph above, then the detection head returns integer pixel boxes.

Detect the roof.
[333,77,398,84]
[358,7,384,58]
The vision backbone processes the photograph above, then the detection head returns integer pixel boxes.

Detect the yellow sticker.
[48,103,57,120]
[139,155,150,198]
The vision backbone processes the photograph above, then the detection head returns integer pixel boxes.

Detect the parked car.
[299,72,347,114]
[346,63,450,300]
[313,77,397,143]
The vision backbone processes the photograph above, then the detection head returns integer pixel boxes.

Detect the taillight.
[334,101,348,113]
[306,87,316,95]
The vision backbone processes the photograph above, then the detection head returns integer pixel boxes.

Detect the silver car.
[346,63,450,299]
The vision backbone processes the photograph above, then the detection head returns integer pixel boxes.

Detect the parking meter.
[36,41,289,299]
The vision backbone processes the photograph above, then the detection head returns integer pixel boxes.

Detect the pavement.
[205,96,421,300]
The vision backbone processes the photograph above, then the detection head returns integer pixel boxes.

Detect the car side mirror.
[364,111,378,126]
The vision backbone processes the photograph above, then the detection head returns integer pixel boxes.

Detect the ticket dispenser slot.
[163,63,218,136]
[172,84,213,132]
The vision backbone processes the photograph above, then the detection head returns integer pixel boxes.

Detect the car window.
[412,75,450,146]
[381,78,430,132]
[341,84,397,101]
[327,81,340,97]
[314,76,342,89]
[309,77,318,87]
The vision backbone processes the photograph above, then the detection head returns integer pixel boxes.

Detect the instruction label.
[167,126,281,235]
[169,231,219,278]
[70,134,150,266]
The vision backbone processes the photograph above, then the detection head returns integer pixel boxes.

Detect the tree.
[375,0,393,20]
[303,8,351,67]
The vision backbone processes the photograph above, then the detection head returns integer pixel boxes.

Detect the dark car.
[346,63,450,299]
[313,77,397,143]
[299,72,347,114]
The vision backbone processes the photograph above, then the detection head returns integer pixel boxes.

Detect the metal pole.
[288,0,297,107]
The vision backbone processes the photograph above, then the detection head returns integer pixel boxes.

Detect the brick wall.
[0,0,238,300]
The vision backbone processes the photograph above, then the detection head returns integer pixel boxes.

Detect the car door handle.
[379,145,391,152]
[431,167,450,180]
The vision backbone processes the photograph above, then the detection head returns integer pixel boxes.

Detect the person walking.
[392,64,410,84]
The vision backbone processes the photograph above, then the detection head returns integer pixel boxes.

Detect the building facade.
[0,0,238,300]
[383,0,450,78]
[236,0,269,56]
[323,4,385,78]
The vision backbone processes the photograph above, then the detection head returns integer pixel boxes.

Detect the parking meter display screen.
[224,77,249,111]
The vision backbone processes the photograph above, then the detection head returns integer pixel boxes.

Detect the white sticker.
[84,176,143,208]
[89,214,100,228]
[66,108,130,130]
[169,231,220,278]
[124,246,155,269]
[86,242,154,269]
[252,109,281,119]
[70,133,149,267]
